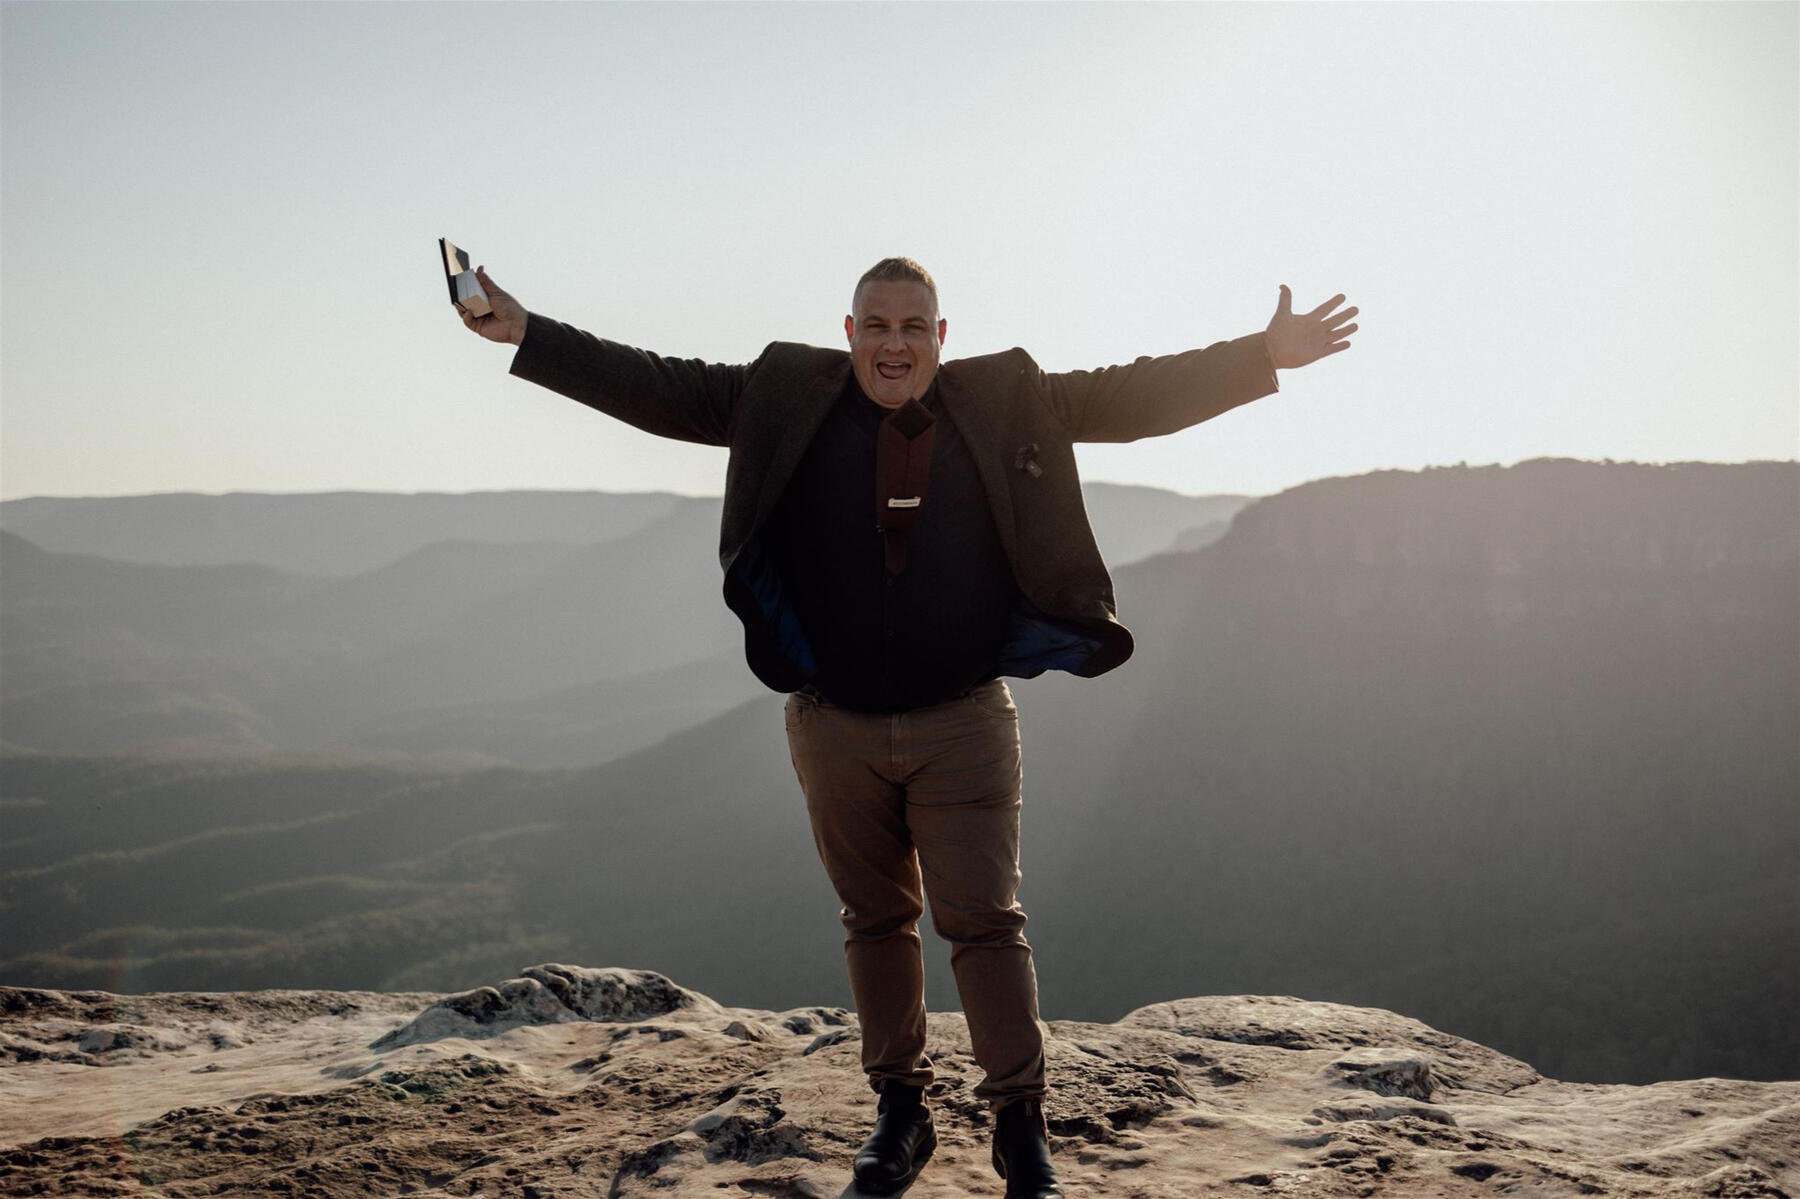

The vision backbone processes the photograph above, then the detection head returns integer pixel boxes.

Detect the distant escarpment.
[1214,458,1797,571]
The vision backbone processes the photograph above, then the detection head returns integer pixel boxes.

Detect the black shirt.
[766,378,1019,712]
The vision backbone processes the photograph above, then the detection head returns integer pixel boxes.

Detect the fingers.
[474,264,521,317]
[1310,323,1357,357]
[1301,294,1359,345]
[1277,284,1292,316]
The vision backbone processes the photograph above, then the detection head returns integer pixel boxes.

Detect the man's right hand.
[459,266,528,346]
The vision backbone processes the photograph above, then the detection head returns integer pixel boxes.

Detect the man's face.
[845,280,947,409]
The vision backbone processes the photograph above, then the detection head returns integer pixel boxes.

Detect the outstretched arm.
[1264,285,1358,369]
[455,265,737,447]
[1044,333,1279,443]
[1043,286,1358,442]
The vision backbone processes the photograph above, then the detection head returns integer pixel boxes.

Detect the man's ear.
[844,315,855,344]
[937,318,948,345]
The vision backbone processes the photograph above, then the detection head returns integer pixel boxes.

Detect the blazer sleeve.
[508,313,741,447]
[1042,331,1280,444]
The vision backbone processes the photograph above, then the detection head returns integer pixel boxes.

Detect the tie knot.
[885,396,935,440]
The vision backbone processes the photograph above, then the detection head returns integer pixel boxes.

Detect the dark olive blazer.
[510,314,1278,692]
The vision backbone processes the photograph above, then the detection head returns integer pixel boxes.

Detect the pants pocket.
[784,691,819,733]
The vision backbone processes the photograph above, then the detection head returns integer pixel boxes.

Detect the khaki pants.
[783,679,1047,1109]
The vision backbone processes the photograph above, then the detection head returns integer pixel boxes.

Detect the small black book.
[439,238,492,318]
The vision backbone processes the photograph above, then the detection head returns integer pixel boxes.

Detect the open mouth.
[876,361,910,380]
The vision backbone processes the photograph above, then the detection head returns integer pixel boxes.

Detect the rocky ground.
[1,964,1794,1197]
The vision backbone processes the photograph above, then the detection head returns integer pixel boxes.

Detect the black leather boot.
[852,1081,935,1194]
[992,1098,1063,1198]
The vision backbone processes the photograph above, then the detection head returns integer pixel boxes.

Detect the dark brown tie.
[875,397,936,576]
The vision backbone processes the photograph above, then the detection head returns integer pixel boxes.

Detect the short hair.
[855,257,939,315]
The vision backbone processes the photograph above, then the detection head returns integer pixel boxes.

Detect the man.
[458,259,1356,1196]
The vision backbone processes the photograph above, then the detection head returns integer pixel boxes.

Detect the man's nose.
[881,327,908,350]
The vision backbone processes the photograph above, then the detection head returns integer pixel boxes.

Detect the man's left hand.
[1264,285,1358,370]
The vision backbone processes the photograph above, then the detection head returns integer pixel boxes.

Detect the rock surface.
[1,965,1794,1197]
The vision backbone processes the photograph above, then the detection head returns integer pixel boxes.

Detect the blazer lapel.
[935,366,1020,570]
[746,355,851,538]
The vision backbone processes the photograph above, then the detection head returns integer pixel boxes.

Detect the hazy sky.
[2,1,1794,501]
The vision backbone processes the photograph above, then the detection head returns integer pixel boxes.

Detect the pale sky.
[2,1,1795,502]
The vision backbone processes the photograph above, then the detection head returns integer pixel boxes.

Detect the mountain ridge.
[3,459,1794,1086]
[0,482,1247,577]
